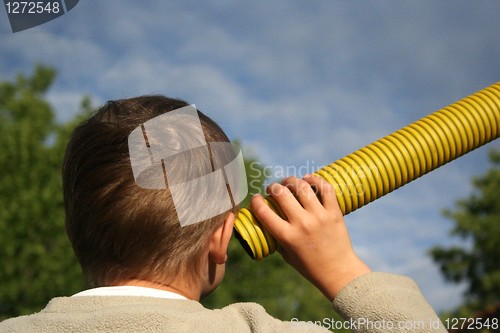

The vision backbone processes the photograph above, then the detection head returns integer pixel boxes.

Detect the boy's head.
[62,96,238,294]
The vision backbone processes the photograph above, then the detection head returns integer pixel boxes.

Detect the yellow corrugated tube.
[234,82,500,260]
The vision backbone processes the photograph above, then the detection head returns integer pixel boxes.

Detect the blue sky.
[1,0,499,312]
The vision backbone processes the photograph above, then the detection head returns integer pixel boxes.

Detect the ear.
[208,212,235,264]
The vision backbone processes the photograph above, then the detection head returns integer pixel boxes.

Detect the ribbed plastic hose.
[234,82,500,260]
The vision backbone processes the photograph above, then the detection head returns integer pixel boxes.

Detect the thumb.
[250,194,290,244]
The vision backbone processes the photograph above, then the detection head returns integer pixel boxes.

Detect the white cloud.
[46,90,86,122]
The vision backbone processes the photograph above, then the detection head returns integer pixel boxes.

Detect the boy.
[0,96,446,332]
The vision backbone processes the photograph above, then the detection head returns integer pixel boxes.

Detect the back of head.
[62,96,232,287]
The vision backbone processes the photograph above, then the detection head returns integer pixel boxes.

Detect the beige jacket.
[0,272,447,332]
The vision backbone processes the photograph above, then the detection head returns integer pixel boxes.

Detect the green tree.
[429,149,500,315]
[0,65,86,319]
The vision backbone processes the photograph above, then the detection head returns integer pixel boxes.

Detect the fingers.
[303,174,340,212]
[250,177,318,244]
[273,175,339,213]
[250,174,341,244]
[265,181,304,220]
[279,176,322,211]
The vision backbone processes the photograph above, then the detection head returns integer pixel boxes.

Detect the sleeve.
[332,272,447,332]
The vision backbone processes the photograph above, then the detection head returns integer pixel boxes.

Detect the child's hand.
[251,175,371,300]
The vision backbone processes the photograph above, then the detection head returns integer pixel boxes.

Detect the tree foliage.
[429,149,500,311]
[0,65,86,319]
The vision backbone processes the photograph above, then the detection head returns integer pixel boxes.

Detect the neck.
[119,279,201,301]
